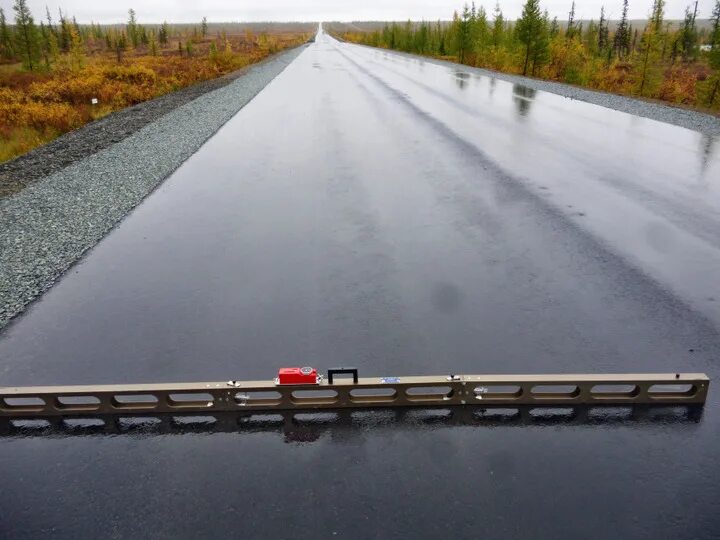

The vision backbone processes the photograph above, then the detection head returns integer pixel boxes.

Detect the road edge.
[0,44,309,332]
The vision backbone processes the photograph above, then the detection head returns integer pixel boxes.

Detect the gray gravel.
[364,46,720,137]
[0,44,308,330]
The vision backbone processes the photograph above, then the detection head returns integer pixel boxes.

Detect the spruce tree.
[403,19,412,52]
[13,0,41,71]
[713,0,720,49]
[708,0,720,105]
[159,22,169,45]
[567,1,576,40]
[39,22,50,68]
[598,6,609,52]
[115,32,127,63]
[650,0,665,33]
[491,3,504,48]
[416,21,429,54]
[614,0,630,58]
[638,1,664,97]
[550,17,559,38]
[584,20,599,56]
[531,11,550,75]
[45,7,56,39]
[516,0,544,75]
[149,31,158,55]
[127,9,138,47]
[473,6,489,61]
[455,4,473,63]
[437,20,446,55]
[58,9,71,52]
[92,22,103,40]
[201,17,208,38]
[69,26,85,71]
[0,8,13,60]
[72,16,80,38]
[679,3,698,60]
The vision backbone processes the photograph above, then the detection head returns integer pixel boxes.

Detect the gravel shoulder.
[0,46,307,199]
[0,44,308,330]
[359,45,720,137]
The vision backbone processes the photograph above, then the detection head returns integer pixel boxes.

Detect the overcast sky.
[0,0,712,24]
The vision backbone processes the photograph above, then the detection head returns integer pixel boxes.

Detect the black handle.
[327,367,358,384]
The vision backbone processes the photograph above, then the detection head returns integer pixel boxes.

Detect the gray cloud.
[0,0,709,24]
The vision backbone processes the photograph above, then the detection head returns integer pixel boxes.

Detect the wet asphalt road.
[1,31,720,538]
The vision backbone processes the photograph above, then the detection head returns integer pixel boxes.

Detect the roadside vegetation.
[334,0,720,113]
[0,1,311,163]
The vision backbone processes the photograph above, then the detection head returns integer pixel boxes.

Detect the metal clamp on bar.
[327,367,359,384]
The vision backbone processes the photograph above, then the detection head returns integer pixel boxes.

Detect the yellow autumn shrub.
[657,66,698,104]
[102,64,157,85]
[1,32,307,163]
[0,100,81,131]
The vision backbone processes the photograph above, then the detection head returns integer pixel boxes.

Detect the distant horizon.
[0,0,710,26]
[2,17,714,26]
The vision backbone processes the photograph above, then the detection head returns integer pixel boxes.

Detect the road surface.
[1,30,719,538]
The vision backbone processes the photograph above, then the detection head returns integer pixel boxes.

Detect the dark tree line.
[0,1,216,70]
[343,0,720,107]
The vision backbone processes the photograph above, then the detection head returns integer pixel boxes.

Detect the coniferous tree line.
[0,0,264,70]
[0,1,162,69]
[341,0,720,108]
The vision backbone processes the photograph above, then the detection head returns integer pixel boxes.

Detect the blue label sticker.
[380,377,401,384]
